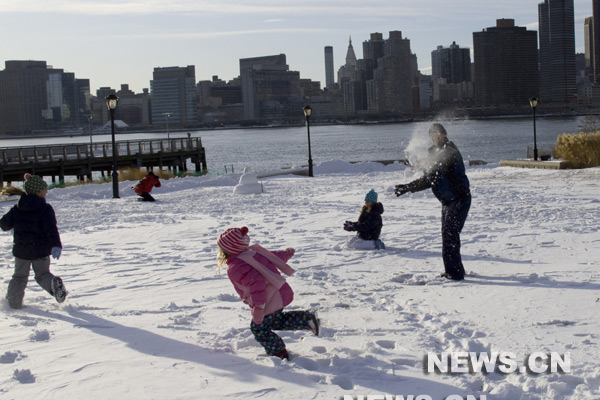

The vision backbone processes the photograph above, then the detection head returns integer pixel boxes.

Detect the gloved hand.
[252,304,266,325]
[394,184,410,197]
[285,248,295,257]
[51,247,62,260]
[343,221,356,231]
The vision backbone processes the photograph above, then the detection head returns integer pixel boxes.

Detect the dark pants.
[441,193,471,280]
[250,309,312,356]
[138,192,155,202]
[6,256,55,308]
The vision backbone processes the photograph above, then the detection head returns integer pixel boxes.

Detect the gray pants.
[6,256,55,308]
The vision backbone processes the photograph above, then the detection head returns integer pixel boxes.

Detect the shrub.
[118,167,175,182]
[553,131,600,168]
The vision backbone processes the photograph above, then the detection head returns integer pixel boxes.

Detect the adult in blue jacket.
[0,175,66,308]
[395,123,471,281]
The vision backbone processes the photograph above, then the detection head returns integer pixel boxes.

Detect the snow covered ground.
[1,161,599,399]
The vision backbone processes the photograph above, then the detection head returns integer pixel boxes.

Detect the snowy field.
[1,161,599,400]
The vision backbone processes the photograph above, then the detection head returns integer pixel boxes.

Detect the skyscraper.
[150,66,198,126]
[593,0,600,82]
[0,60,91,135]
[473,19,539,106]
[584,16,594,75]
[431,42,471,84]
[324,46,334,89]
[375,31,416,114]
[239,54,302,121]
[337,37,358,84]
[538,0,576,104]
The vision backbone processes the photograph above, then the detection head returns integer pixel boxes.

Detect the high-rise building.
[473,19,539,106]
[239,54,302,121]
[594,0,600,82]
[150,65,198,126]
[431,42,471,84]
[337,37,358,84]
[585,16,594,76]
[431,42,472,104]
[115,84,151,126]
[324,46,334,89]
[367,31,416,115]
[538,0,577,104]
[362,33,385,81]
[0,60,91,135]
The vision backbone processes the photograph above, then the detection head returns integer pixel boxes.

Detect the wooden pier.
[0,138,208,185]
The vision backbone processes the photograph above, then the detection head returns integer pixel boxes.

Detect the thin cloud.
[118,27,333,40]
[0,0,478,18]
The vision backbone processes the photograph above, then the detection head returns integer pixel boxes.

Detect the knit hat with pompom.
[23,175,47,195]
[364,189,378,203]
[217,226,250,256]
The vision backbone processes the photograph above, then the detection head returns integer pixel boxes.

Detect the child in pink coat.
[217,226,319,360]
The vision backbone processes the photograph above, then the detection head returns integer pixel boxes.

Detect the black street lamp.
[529,97,539,161]
[303,105,314,177]
[88,115,93,150]
[105,94,120,198]
[164,112,172,150]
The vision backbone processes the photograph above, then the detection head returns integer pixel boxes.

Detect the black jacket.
[0,194,62,260]
[354,202,384,240]
[407,140,470,205]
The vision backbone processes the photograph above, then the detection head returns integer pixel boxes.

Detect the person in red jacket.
[133,171,161,202]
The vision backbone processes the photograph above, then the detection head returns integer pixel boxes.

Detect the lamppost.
[529,97,539,161]
[88,115,93,150]
[302,105,314,177]
[165,112,172,150]
[105,94,120,198]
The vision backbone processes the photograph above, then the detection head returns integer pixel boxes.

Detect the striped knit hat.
[217,226,250,256]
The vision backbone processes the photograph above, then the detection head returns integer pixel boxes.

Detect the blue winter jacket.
[407,140,470,204]
[0,194,62,260]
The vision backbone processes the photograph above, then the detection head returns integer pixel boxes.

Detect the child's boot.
[308,312,320,336]
[275,349,289,360]
[52,277,67,303]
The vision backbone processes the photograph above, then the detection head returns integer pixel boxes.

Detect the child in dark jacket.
[344,189,385,250]
[0,175,66,309]
[217,226,319,360]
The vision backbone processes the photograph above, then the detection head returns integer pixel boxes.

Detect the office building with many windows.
[150,66,198,126]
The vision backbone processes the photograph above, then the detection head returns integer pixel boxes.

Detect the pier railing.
[0,138,207,185]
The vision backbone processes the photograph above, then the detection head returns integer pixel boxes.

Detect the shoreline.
[0,113,583,141]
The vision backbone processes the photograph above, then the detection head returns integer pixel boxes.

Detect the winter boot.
[52,277,67,303]
[308,312,320,336]
[275,349,289,360]
[6,293,23,309]
[6,280,25,309]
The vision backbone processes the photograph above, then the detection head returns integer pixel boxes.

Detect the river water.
[0,116,583,174]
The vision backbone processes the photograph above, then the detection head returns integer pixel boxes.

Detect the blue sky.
[0,0,594,93]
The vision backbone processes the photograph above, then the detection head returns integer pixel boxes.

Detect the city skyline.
[0,0,594,93]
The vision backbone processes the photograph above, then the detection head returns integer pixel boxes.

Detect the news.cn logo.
[425,351,570,374]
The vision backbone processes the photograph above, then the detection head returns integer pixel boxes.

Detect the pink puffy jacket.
[226,249,294,324]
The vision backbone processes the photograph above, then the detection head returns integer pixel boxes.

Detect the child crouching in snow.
[343,189,385,250]
[217,226,319,360]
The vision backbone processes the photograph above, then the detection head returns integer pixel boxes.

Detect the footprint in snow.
[331,375,354,390]
[13,369,35,384]
[0,351,24,364]
[28,330,50,342]
[376,340,396,350]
